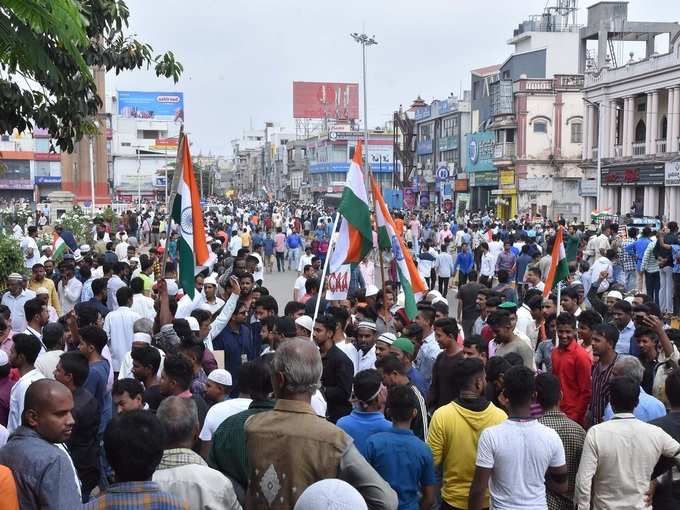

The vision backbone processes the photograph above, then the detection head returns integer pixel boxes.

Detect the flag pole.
[160,126,185,279]
[366,145,388,305]
[310,210,341,339]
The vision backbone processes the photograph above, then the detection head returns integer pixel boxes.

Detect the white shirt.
[228,236,242,256]
[200,297,225,316]
[1,289,36,332]
[199,397,253,441]
[8,368,45,432]
[480,252,495,277]
[34,349,64,379]
[175,292,203,319]
[476,419,566,510]
[115,241,129,261]
[103,306,141,371]
[106,275,127,311]
[118,346,165,380]
[252,252,264,283]
[575,413,680,510]
[153,463,240,510]
[58,277,83,314]
[298,253,314,272]
[294,276,307,302]
[20,236,40,269]
[0,424,8,448]
[131,294,157,322]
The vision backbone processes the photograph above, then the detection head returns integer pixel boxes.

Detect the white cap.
[165,279,179,296]
[377,332,397,345]
[186,316,200,332]
[132,332,152,344]
[207,368,233,387]
[80,244,91,254]
[356,321,377,331]
[365,285,379,297]
[293,479,367,510]
[295,315,314,333]
[432,296,449,306]
[0,350,8,367]
[7,273,22,281]
[607,290,623,301]
[203,276,218,287]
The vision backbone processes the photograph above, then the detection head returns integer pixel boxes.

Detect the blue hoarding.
[310,162,394,174]
[465,131,496,173]
[118,91,184,121]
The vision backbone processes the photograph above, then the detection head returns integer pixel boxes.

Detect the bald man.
[0,379,82,509]
[245,338,398,510]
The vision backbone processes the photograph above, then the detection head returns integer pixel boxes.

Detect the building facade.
[580,2,680,219]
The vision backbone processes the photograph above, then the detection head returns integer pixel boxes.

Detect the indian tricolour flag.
[171,137,209,298]
[329,140,373,273]
[371,177,427,319]
[543,226,569,297]
[51,231,66,259]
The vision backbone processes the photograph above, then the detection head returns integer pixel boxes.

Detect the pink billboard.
[293,82,359,120]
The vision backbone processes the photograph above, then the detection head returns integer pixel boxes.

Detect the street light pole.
[351,32,377,186]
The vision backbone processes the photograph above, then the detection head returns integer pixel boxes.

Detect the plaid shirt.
[157,448,206,470]
[538,410,586,510]
[619,239,636,272]
[83,481,188,509]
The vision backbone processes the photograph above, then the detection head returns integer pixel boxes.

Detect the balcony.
[632,143,646,157]
[613,145,622,158]
[493,142,515,161]
[657,140,667,154]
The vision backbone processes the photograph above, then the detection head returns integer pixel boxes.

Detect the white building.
[580,2,680,219]
[108,91,183,202]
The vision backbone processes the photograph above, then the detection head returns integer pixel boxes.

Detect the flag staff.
[310,210,341,339]
[160,125,185,279]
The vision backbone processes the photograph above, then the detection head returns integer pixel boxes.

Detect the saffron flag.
[171,137,209,298]
[543,226,570,296]
[51,231,66,259]
[329,140,373,273]
[371,177,427,319]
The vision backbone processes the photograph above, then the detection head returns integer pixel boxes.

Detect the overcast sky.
[107,0,680,156]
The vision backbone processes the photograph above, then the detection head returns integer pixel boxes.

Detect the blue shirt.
[614,320,639,357]
[626,237,652,272]
[407,366,428,399]
[365,427,436,510]
[336,410,392,456]
[603,386,666,422]
[287,234,301,249]
[263,238,275,256]
[453,251,474,274]
[671,244,680,273]
[515,253,533,283]
[212,324,258,397]
[84,359,112,435]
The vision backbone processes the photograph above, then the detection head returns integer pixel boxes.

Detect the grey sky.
[107,0,680,156]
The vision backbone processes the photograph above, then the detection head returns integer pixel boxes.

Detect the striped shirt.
[588,353,619,426]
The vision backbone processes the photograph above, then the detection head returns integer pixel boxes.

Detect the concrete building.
[413,93,471,212]
[580,2,680,219]
[286,140,309,201]
[0,128,62,202]
[108,91,183,203]
[466,2,584,219]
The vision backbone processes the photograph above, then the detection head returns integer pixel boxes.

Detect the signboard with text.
[601,163,665,186]
[293,82,359,120]
[325,264,350,300]
[118,91,184,121]
[665,161,680,186]
[465,131,496,173]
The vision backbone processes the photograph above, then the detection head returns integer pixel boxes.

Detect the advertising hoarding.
[465,132,496,173]
[293,82,359,119]
[665,161,680,187]
[118,91,184,121]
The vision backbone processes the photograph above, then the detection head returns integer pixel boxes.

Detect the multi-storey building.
[580,2,680,219]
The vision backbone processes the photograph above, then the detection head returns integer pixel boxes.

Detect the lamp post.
[351,32,377,184]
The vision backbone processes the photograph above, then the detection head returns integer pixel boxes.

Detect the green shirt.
[565,233,580,262]
[208,399,275,488]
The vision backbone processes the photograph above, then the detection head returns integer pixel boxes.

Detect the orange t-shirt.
[0,466,19,510]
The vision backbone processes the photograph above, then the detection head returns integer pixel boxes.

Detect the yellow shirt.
[427,400,507,508]
[28,277,61,315]
[240,231,251,248]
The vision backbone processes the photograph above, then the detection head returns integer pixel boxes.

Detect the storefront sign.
[518,177,553,192]
[35,176,62,185]
[470,171,498,187]
[665,161,680,187]
[601,163,665,186]
[465,132,496,173]
[500,169,515,189]
[454,178,468,192]
[579,179,598,196]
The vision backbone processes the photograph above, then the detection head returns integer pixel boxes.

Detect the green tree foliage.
[0,233,26,286]
[0,0,183,152]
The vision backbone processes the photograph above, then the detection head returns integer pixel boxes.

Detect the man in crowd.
[8,333,44,432]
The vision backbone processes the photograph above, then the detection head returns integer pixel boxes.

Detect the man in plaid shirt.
[537,373,586,510]
[617,226,637,292]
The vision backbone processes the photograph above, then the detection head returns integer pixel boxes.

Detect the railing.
[493,142,516,159]
[632,143,646,156]
[613,145,623,158]
[591,148,598,160]
[657,140,667,154]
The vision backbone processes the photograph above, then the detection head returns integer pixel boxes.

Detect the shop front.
[494,169,517,219]
[600,163,665,217]
[465,131,496,212]
[469,171,498,211]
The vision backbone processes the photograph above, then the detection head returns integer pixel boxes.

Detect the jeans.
[288,247,301,271]
[458,271,469,287]
[645,271,660,305]
[438,277,449,296]
[674,273,680,316]
[659,266,674,314]
[275,251,285,271]
[624,270,637,293]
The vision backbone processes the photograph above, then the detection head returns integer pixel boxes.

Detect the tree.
[0,0,183,152]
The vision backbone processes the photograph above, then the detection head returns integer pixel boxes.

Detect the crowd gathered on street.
[0,197,679,509]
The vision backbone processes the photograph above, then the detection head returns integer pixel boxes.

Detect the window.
[441,118,457,138]
[570,122,583,143]
[121,142,131,147]
[533,122,547,133]
[472,81,480,100]
[502,70,511,80]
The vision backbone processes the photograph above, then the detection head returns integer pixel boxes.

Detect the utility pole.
[351,32,377,187]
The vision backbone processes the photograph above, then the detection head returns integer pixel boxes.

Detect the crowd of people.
[0,199,679,509]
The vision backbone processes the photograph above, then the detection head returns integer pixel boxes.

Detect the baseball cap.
[207,369,233,387]
[392,337,415,357]
[295,315,314,333]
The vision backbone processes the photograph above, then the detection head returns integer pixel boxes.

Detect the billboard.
[118,91,184,121]
[465,131,496,173]
[293,82,359,120]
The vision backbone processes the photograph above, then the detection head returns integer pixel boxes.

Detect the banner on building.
[665,161,680,187]
[118,91,184,121]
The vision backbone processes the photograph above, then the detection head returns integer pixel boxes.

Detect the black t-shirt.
[429,350,464,410]
[650,412,680,509]
[458,282,484,321]
[144,385,163,413]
